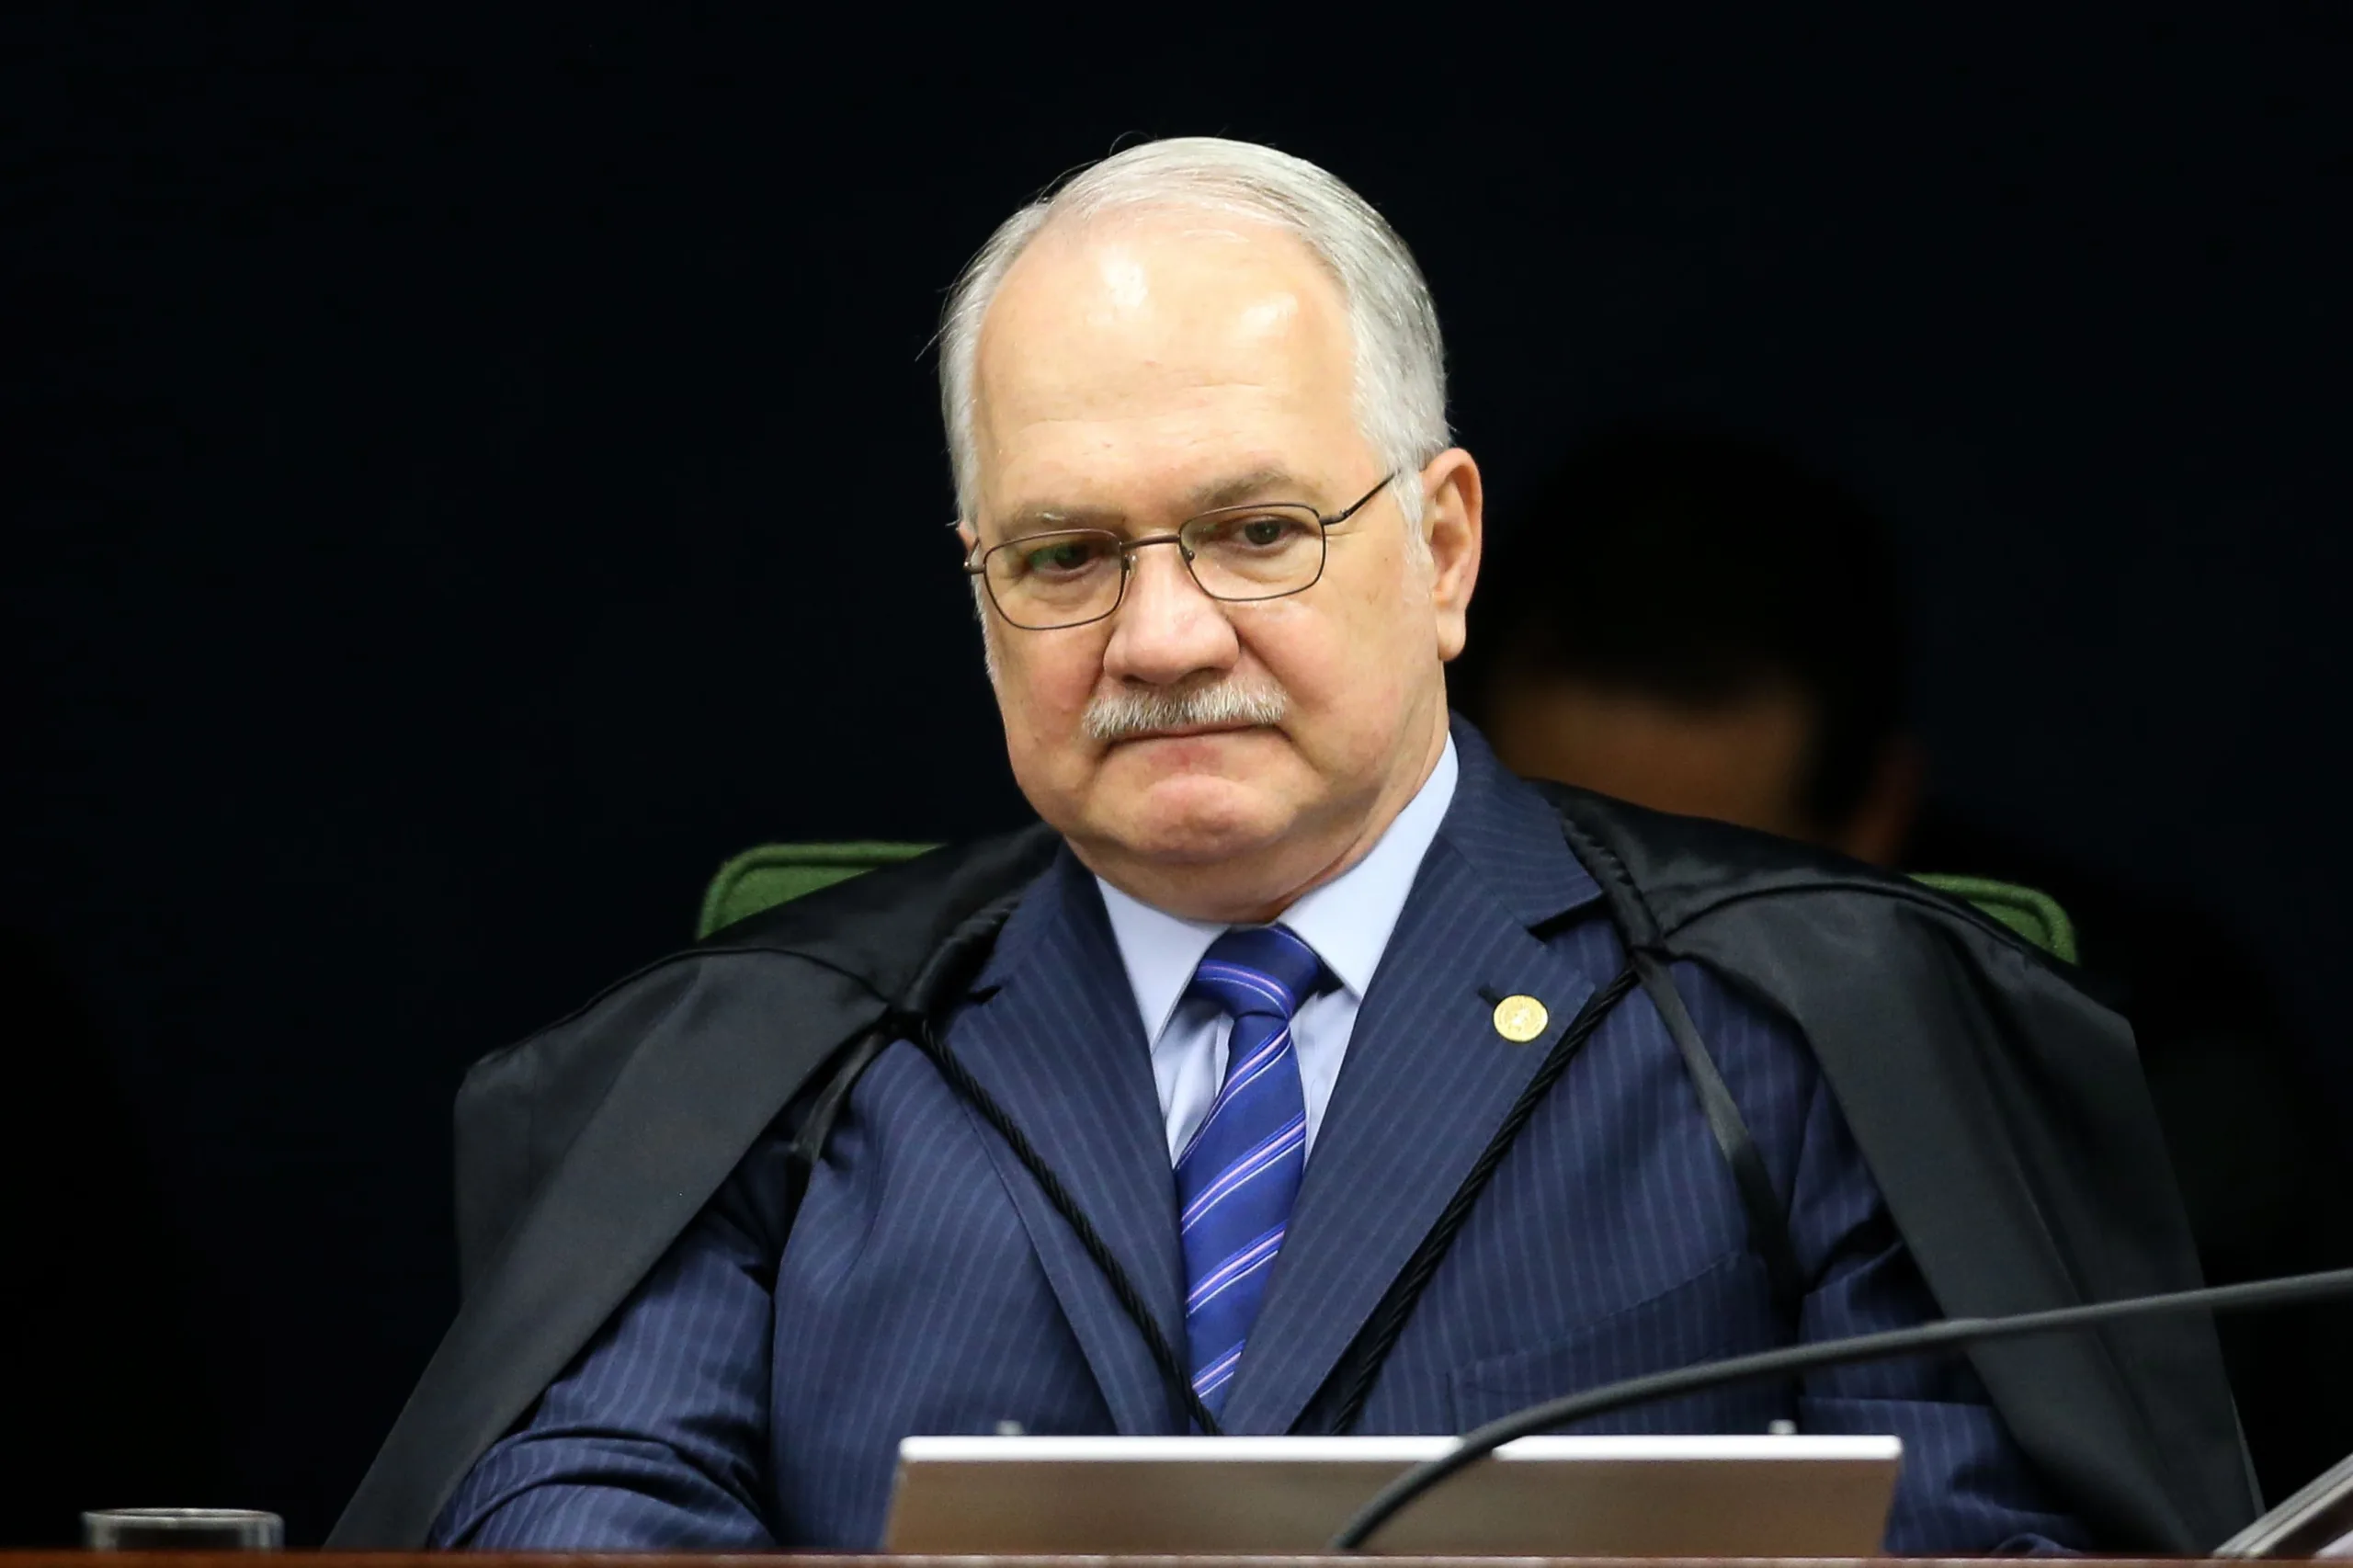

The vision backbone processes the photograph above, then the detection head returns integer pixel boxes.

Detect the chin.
[1097,773,1294,867]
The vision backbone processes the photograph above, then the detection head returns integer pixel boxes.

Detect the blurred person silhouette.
[1466,428,1917,867]
[1458,425,2353,1505]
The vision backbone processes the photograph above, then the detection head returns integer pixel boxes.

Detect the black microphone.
[1331,1265,2353,1551]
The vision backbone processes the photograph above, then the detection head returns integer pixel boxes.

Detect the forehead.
[971,210,1363,516]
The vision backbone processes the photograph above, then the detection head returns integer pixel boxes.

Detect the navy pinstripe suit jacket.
[435,734,2086,1552]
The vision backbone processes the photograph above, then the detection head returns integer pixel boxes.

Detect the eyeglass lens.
[983,506,1324,629]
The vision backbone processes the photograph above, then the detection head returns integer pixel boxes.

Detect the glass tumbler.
[83,1509,285,1551]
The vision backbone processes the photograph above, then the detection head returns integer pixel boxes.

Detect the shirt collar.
[1097,736,1461,1044]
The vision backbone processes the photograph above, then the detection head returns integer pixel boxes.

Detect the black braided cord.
[1320,963,1642,1432]
[781,1026,892,1223]
[900,1009,1225,1437]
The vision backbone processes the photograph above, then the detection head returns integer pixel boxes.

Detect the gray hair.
[938,137,1451,534]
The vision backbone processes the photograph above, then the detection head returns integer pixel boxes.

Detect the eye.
[1011,535,1116,579]
[1201,512,1315,551]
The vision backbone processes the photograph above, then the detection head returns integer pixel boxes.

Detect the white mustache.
[1084,678,1290,743]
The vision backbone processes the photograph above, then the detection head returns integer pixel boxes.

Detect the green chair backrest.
[1911,872,2078,964]
[699,842,2077,966]
[697,842,938,940]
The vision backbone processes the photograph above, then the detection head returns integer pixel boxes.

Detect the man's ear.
[1421,448,1483,662]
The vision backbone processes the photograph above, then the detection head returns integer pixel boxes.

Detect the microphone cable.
[1330,1265,2353,1551]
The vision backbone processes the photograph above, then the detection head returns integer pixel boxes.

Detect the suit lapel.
[943,850,1190,1434]
[1216,727,1609,1433]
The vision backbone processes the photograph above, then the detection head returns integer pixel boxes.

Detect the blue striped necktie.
[1175,924,1327,1417]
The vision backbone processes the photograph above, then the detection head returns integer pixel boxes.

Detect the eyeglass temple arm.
[1323,471,1401,527]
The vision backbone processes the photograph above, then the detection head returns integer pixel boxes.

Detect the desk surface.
[0,1544,2296,1553]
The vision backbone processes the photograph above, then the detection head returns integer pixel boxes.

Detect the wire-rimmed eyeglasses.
[961,473,1397,631]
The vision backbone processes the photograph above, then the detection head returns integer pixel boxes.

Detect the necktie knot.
[1189,924,1326,1022]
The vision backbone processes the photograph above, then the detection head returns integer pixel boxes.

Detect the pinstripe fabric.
[433,722,2086,1554]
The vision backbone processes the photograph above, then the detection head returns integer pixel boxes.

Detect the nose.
[1100,540,1241,687]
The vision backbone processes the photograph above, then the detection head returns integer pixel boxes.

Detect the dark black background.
[6,6,2348,1546]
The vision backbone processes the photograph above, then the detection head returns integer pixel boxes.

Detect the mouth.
[1108,720,1270,745]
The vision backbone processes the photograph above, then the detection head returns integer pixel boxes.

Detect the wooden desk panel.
[0,1557,2290,1566]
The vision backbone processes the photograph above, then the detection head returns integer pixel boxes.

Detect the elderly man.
[334,139,2249,1553]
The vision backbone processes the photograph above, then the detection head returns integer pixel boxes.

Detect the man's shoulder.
[1529,778,2051,962]
[482,817,1065,1122]
[1445,729,2018,968]
[451,821,1061,1293]
[489,820,1063,1076]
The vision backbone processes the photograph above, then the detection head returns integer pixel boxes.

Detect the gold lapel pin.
[1492,994,1549,1043]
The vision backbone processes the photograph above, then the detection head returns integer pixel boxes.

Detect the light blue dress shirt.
[1096,737,1461,1161]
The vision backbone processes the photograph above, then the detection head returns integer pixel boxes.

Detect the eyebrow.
[992,465,1318,539]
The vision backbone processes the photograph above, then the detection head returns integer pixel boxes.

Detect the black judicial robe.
[331,786,2257,1551]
